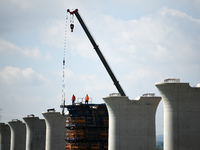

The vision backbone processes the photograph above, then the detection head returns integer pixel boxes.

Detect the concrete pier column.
[156,79,200,150]
[23,114,46,150]
[0,123,11,150]
[103,93,161,150]
[42,109,66,150]
[8,119,26,150]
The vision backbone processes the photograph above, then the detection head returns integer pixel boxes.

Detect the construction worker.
[72,94,76,105]
[85,94,89,104]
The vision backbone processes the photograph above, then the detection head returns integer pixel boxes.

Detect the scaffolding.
[65,104,108,150]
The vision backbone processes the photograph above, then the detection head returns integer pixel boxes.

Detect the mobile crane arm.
[67,9,126,96]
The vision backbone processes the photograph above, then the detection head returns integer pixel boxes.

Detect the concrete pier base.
[103,93,161,150]
[0,123,11,150]
[8,119,26,150]
[42,109,66,150]
[156,79,200,150]
[23,114,46,150]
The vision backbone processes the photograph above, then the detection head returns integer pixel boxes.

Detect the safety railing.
[76,97,92,104]
[142,93,155,97]
[164,78,180,82]
[109,93,121,96]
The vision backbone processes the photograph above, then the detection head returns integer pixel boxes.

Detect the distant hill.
[156,134,163,142]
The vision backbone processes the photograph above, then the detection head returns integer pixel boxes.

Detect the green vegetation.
[156,141,163,150]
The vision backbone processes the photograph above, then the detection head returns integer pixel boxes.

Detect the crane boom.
[67,9,126,96]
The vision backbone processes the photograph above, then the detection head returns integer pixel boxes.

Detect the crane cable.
[61,11,68,115]
[70,13,74,32]
[61,11,75,115]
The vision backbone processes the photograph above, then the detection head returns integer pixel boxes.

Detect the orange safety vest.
[85,95,89,101]
[72,95,76,101]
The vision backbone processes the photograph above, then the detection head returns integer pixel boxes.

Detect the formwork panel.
[65,104,108,150]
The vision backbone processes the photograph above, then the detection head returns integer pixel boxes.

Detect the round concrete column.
[0,123,11,150]
[23,114,46,150]
[156,80,200,150]
[103,94,161,150]
[42,109,66,150]
[8,119,26,150]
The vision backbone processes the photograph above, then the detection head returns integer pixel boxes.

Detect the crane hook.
[70,24,74,32]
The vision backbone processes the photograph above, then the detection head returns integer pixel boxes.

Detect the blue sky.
[0,0,200,135]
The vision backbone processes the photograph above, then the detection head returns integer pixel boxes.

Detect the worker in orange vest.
[72,94,76,105]
[85,94,89,104]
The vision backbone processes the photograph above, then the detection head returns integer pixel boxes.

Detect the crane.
[67,9,126,96]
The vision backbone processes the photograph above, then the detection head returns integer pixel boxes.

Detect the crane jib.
[67,9,126,96]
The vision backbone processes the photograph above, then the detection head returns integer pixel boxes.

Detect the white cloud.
[21,47,41,58]
[44,52,52,61]
[39,17,99,60]
[0,38,41,59]
[37,5,200,67]
[69,36,96,60]
[10,0,31,10]
[97,7,200,66]
[125,69,161,81]
[78,74,112,92]
[193,0,200,11]
[160,6,200,22]
[152,45,173,62]
[39,20,65,48]
[65,69,74,78]
[47,6,200,92]
[0,66,48,86]
[53,68,74,79]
